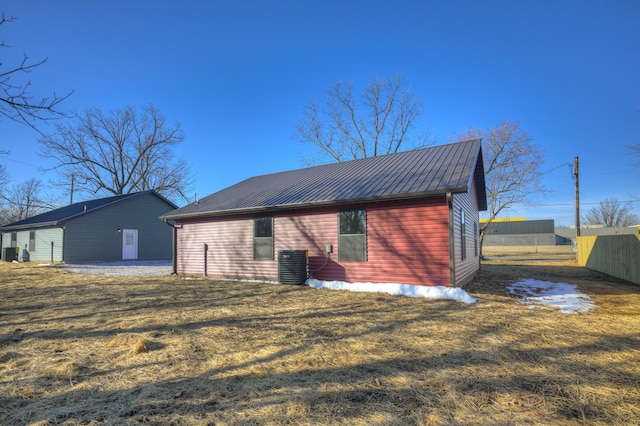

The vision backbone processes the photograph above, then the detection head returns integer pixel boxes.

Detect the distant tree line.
[583,198,639,228]
[0,12,193,226]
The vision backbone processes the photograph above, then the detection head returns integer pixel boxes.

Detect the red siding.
[175,197,452,286]
[363,199,450,286]
[176,216,268,278]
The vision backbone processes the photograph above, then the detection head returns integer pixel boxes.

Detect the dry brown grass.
[0,260,639,425]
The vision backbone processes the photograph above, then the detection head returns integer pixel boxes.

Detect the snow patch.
[507,278,595,314]
[305,279,477,304]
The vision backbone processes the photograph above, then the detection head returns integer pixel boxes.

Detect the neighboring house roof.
[163,139,487,220]
[0,190,178,231]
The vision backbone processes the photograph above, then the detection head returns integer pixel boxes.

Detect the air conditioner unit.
[278,250,308,285]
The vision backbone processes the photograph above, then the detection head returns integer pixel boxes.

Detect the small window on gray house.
[253,217,274,260]
[339,210,366,262]
[460,209,467,261]
[474,221,478,257]
[29,231,36,252]
[10,232,17,248]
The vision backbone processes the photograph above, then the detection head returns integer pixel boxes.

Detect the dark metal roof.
[0,190,178,231]
[162,139,487,220]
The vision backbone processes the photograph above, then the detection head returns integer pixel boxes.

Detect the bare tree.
[452,121,547,255]
[0,178,55,224]
[0,13,71,132]
[626,109,640,166]
[0,163,8,201]
[583,198,639,227]
[38,105,192,203]
[293,74,425,164]
[627,143,640,166]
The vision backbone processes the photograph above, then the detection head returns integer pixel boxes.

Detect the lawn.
[0,260,639,425]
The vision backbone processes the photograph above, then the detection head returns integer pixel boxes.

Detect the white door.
[122,229,138,260]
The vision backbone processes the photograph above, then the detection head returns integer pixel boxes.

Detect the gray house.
[0,191,177,263]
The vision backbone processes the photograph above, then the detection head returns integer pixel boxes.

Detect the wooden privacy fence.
[577,235,640,285]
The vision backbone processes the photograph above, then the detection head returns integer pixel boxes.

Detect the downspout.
[61,226,66,263]
[163,219,178,275]
[446,192,455,287]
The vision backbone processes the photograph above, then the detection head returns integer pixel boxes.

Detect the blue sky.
[1,0,639,226]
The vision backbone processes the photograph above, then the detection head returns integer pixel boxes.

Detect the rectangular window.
[474,221,478,257]
[253,217,274,260]
[10,232,17,248]
[29,231,36,252]
[338,210,366,261]
[460,210,467,260]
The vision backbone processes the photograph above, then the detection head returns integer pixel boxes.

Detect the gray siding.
[452,180,481,287]
[64,193,173,262]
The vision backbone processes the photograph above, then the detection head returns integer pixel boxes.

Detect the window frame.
[253,217,274,260]
[29,230,36,252]
[460,209,467,261]
[338,209,367,262]
[473,221,478,257]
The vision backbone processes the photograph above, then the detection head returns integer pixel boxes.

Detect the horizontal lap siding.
[176,217,270,278]
[65,194,174,262]
[29,228,64,262]
[349,198,450,286]
[175,198,451,286]
[0,228,63,262]
[275,211,341,279]
[452,180,481,287]
[177,211,338,281]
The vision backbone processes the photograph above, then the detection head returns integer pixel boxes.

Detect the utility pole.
[70,174,75,205]
[574,156,580,237]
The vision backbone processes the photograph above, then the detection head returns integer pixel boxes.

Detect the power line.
[509,199,640,208]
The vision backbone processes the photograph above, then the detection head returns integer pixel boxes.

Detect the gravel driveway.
[61,260,173,277]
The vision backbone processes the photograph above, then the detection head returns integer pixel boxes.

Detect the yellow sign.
[479,217,526,223]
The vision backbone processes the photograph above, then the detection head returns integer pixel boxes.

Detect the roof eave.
[161,189,465,221]
[0,221,61,232]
